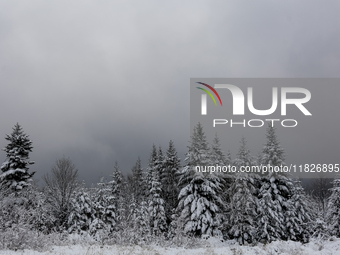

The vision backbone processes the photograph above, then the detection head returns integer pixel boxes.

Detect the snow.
[1,238,340,255]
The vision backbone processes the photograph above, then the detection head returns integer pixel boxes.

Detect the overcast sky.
[1,1,340,184]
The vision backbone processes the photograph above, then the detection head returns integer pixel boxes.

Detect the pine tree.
[149,168,167,235]
[326,176,340,237]
[128,195,150,240]
[257,125,293,242]
[145,145,158,199]
[285,181,312,242]
[233,137,255,168]
[131,156,145,203]
[155,146,165,178]
[256,178,285,242]
[221,150,233,208]
[177,123,223,237]
[228,173,256,244]
[136,200,151,237]
[68,185,94,234]
[93,178,116,233]
[210,133,227,167]
[228,138,257,244]
[0,123,35,194]
[226,150,232,166]
[109,161,123,225]
[110,161,122,199]
[162,140,181,224]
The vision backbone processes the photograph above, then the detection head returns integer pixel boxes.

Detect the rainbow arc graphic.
[196,82,223,106]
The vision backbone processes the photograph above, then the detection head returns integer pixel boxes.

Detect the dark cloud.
[0,1,339,184]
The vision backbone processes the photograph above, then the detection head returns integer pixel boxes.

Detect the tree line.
[0,123,339,245]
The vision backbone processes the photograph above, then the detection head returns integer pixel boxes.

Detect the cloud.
[0,0,339,184]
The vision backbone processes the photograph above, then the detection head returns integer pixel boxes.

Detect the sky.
[0,1,340,185]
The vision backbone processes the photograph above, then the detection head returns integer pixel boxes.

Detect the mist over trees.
[0,122,338,249]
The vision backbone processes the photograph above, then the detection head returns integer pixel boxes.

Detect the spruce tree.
[210,133,227,167]
[0,123,35,193]
[228,138,257,244]
[109,161,123,222]
[110,161,122,199]
[177,123,223,237]
[93,178,116,233]
[256,179,285,242]
[162,140,181,224]
[260,125,285,167]
[326,176,340,237]
[155,146,165,178]
[149,168,167,235]
[257,124,293,242]
[228,173,256,244]
[131,156,145,203]
[286,181,312,242]
[68,185,94,234]
[145,145,158,199]
[136,200,151,238]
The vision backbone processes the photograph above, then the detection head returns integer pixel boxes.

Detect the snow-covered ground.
[1,238,340,255]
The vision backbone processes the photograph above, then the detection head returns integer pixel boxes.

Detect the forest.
[0,123,338,252]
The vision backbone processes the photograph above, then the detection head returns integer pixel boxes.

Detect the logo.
[196,82,223,115]
[194,80,312,128]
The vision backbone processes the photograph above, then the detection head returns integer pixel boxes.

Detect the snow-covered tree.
[228,173,256,244]
[285,181,312,242]
[109,161,123,225]
[110,161,122,199]
[233,137,255,169]
[228,138,257,244]
[127,195,150,239]
[93,178,116,233]
[210,133,227,167]
[145,145,158,199]
[128,195,138,230]
[326,176,340,237]
[256,125,294,242]
[0,123,35,194]
[177,123,223,237]
[44,156,78,229]
[226,150,232,166]
[256,178,285,242]
[221,150,233,208]
[68,185,93,234]
[132,156,145,203]
[136,200,151,237]
[162,140,181,223]
[155,146,165,177]
[149,167,167,235]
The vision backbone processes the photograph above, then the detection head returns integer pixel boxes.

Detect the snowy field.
[1,238,340,255]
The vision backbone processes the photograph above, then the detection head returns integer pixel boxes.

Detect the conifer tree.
[131,156,145,202]
[233,137,255,168]
[68,185,93,234]
[145,145,158,199]
[257,124,293,242]
[0,123,35,193]
[93,178,116,233]
[110,161,122,198]
[149,168,167,235]
[178,123,223,237]
[136,200,150,237]
[326,176,340,237]
[285,181,312,242]
[210,133,227,167]
[155,146,165,177]
[109,161,123,224]
[228,138,257,244]
[162,140,181,223]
